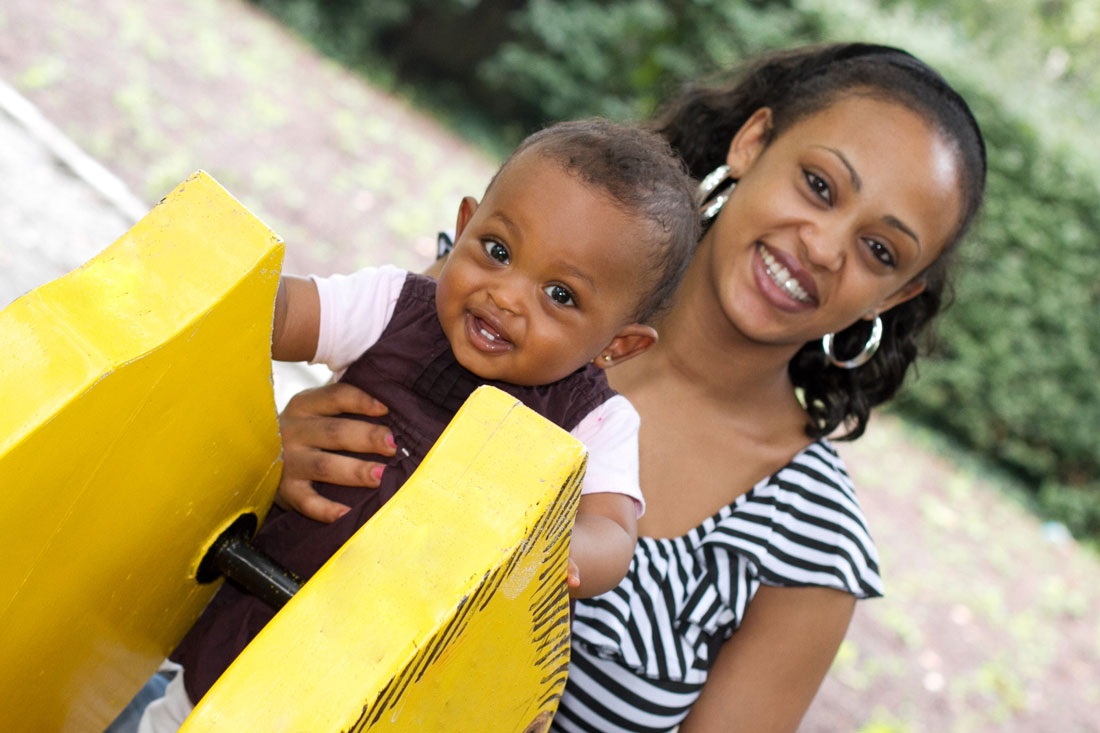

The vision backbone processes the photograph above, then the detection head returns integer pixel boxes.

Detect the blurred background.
[1,0,1097,730]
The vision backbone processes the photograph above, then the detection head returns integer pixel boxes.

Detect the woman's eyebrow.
[816,146,921,248]
[817,146,861,192]
[884,214,921,247]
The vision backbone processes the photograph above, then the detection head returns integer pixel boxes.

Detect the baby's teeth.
[480,328,496,341]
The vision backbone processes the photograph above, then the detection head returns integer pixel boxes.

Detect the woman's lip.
[752,244,818,313]
[464,311,514,353]
[756,243,819,305]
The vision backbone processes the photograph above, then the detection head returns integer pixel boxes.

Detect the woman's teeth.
[758,245,812,303]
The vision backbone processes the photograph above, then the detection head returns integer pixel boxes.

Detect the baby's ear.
[455,196,479,239]
[593,324,658,370]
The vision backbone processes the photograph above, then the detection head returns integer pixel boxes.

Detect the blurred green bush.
[251,0,1100,541]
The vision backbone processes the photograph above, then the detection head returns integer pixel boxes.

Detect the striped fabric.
[552,439,883,732]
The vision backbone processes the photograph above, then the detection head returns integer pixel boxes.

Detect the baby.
[166,118,698,712]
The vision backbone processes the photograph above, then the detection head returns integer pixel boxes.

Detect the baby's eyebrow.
[556,261,597,293]
[490,211,522,240]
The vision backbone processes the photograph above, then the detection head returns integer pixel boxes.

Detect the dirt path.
[1,1,1097,729]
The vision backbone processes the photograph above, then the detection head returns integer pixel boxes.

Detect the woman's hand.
[276,382,396,522]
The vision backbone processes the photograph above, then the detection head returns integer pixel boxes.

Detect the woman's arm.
[679,585,856,732]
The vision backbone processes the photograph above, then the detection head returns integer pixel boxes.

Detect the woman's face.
[705,94,963,347]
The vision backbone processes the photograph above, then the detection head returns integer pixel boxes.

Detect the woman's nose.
[800,219,846,272]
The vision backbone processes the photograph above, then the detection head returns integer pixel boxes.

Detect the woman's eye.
[804,170,831,203]
[543,284,576,307]
[865,239,896,268]
[482,240,510,264]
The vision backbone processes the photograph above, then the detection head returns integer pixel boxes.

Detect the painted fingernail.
[385,434,396,449]
[336,506,351,519]
[371,465,385,481]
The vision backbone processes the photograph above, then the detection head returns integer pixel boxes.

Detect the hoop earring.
[822,316,883,369]
[697,164,735,225]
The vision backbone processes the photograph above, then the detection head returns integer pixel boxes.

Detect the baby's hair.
[492,118,699,324]
[652,43,988,440]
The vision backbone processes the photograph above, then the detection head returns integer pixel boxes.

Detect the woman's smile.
[757,244,816,305]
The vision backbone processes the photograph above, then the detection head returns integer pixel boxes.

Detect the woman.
[268,43,987,731]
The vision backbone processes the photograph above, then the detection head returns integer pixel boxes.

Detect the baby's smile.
[464,310,515,353]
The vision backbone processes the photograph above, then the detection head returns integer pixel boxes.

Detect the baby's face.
[436,150,652,386]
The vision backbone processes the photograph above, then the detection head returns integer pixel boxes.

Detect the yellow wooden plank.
[182,386,583,733]
[0,172,285,732]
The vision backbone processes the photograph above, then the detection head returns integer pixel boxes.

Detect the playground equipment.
[0,173,581,732]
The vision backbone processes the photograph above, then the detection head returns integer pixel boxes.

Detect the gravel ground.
[0,78,135,308]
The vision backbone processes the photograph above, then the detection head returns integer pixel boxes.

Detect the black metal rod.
[209,533,302,611]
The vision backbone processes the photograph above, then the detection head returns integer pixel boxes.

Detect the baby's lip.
[465,308,514,352]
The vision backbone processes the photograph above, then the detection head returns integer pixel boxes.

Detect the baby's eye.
[865,238,896,268]
[482,239,510,264]
[804,170,832,203]
[543,284,576,307]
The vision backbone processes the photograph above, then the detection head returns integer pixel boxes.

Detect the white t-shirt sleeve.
[570,394,645,518]
[309,264,408,373]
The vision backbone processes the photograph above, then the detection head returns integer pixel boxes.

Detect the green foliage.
[478,0,827,132]
[250,0,1100,541]
[891,82,1100,544]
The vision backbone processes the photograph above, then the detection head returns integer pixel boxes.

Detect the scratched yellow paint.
[182,386,583,733]
[0,172,284,732]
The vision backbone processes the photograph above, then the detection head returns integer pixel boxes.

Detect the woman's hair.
[496,118,700,324]
[651,43,988,440]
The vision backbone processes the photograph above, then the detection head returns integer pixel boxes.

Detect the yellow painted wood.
[182,385,583,733]
[0,171,285,732]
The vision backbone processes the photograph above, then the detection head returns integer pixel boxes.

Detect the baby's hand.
[566,557,581,589]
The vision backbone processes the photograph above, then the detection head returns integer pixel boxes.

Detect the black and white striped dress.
[551,439,883,732]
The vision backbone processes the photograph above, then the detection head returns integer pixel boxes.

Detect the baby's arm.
[567,395,644,598]
[271,275,321,361]
[568,492,638,598]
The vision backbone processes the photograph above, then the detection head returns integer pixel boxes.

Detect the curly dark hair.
[651,43,987,440]
[493,118,700,324]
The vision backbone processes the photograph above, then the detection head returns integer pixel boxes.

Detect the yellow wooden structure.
[0,172,285,732]
[0,172,583,732]
[182,385,584,732]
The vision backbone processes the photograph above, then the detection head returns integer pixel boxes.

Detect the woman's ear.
[455,195,479,239]
[873,277,928,318]
[593,324,659,370]
[726,107,773,178]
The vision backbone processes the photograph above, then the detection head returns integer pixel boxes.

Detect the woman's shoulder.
[570,438,882,687]
[710,438,884,599]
